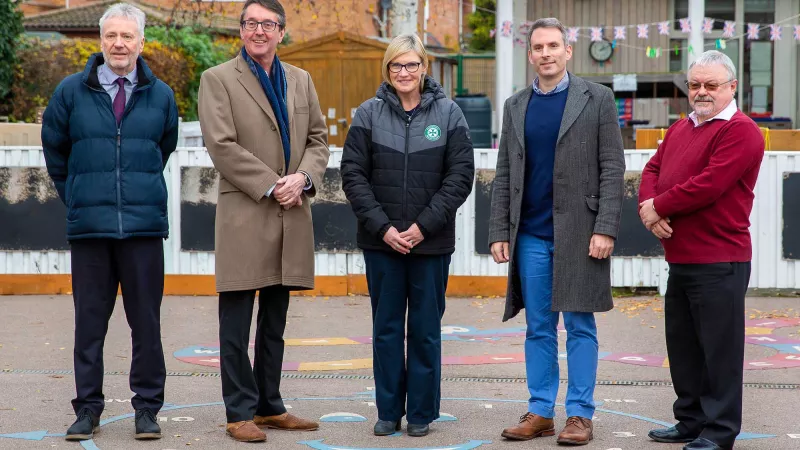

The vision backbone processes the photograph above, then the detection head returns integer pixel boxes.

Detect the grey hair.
[688,50,737,80]
[527,17,569,50]
[99,3,146,37]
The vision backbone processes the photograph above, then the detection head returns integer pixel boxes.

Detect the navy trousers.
[69,238,166,417]
[363,250,451,425]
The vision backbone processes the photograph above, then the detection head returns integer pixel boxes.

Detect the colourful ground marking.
[0,391,777,448]
[174,320,800,371]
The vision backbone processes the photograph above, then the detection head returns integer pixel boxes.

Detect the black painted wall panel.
[473,170,663,257]
[783,173,800,259]
[0,168,69,250]
[615,172,664,257]
[179,168,359,252]
[473,169,493,255]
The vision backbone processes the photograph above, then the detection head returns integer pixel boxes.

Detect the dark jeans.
[70,237,166,417]
[363,250,451,425]
[218,286,290,423]
[665,262,751,449]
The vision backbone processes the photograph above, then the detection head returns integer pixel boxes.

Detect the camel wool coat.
[198,54,329,292]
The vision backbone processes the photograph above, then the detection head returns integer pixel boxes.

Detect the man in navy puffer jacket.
[41,2,178,442]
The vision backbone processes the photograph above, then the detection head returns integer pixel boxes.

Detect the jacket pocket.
[585,195,599,213]
[295,105,310,114]
[218,178,241,194]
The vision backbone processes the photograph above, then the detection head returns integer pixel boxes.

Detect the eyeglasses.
[240,19,281,32]
[388,62,422,73]
[685,79,734,91]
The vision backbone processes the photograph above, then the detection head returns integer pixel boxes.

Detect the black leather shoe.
[648,426,698,443]
[407,423,430,437]
[374,420,401,436]
[134,409,162,440]
[65,409,99,441]
[683,437,724,450]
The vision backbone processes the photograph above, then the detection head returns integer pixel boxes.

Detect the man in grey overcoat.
[489,18,625,446]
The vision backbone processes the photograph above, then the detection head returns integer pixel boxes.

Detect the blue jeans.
[516,232,598,420]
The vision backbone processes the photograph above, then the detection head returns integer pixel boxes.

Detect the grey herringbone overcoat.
[488,74,625,321]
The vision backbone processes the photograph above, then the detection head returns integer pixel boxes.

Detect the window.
[742,0,775,114]
[674,0,735,30]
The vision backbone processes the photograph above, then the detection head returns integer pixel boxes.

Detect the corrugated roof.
[23,0,239,33]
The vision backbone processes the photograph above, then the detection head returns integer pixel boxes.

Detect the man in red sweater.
[638,50,764,450]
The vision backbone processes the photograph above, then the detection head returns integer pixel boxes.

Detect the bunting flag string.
[679,18,691,33]
[702,17,714,34]
[500,20,513,37]
[747,23,761,39]
[590,27,603,42]
[770,23,782,41]
[723,20,736,38]
[567,27,579,42]
[498,13,800,50]
[637,24,649,39]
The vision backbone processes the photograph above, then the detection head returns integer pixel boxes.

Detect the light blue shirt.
[97,63,137,104]
[532,72,570,96]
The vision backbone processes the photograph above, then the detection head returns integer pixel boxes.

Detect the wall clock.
[589,39,614,62]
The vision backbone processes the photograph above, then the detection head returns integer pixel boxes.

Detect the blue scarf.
[242,47,290,170]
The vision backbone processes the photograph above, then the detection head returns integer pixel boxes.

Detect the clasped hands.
[638,198,672,239]
[273,173,305,209]
[382,224,425,255]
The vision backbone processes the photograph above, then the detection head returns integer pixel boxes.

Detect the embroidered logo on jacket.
[425,125,442,141]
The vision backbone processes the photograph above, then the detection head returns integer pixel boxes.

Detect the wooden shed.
[278,31,458,147]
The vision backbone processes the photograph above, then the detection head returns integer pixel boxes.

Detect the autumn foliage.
[5,38,197,122]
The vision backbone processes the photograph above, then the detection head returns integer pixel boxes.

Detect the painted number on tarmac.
[613,432,636,437]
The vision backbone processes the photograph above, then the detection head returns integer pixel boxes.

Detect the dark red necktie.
[113,77,126,125]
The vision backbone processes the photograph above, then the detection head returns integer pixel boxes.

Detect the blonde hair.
[381,34,429,92]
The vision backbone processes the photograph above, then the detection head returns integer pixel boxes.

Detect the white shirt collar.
[688,99,738,127]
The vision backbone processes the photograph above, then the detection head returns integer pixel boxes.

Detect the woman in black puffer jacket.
[341,33,475,438]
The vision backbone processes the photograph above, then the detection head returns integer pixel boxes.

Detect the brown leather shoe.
[254,412,319,431]
[556,416,593,445]
[226,421,266,442]
[501,412,555,440]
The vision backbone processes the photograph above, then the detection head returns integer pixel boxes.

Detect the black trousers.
[665,262,751,449]
[363,250,451,425]
[69,238,166,417]
[218,286,290,423]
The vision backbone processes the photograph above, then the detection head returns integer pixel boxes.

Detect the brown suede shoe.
[501,412,555,440]
[556,416,593,445]
[226,420,266,442]
[254,412,319,431]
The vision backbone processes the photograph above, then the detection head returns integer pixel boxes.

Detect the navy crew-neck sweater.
[519,87,569,239]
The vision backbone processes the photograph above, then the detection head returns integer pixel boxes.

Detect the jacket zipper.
[116,127,123,235]
[403,115,411,229]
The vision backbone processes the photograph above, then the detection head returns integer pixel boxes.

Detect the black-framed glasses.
[240,19,281,32]
[685,79,734,91]
[388,62,422,73]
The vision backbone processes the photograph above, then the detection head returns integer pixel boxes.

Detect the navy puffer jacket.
[42,53,179,240]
